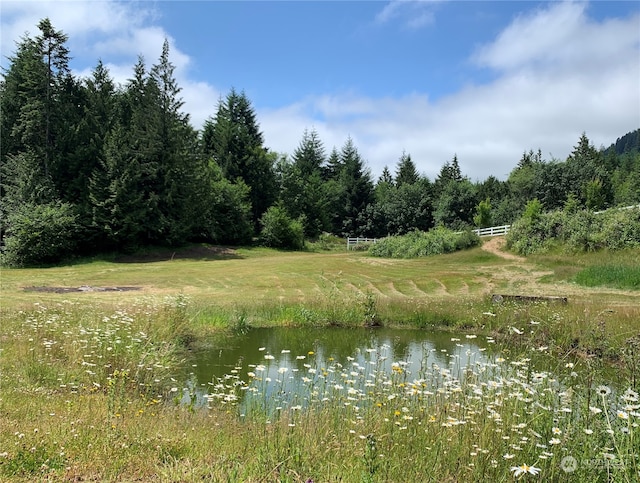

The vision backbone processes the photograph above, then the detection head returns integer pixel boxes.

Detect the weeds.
[230,309,251,336]
[1,298,639,481]
[575,264,640,290]
[368,226,480,258]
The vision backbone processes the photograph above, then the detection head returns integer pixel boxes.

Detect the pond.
[179,327,509,412]
[175,326,629,420]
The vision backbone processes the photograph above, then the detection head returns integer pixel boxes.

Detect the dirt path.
[481,236,526,262]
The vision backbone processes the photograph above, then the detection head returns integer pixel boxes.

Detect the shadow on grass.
[112,244,245,263]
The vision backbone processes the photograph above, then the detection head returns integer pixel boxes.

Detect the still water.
[181,327,496,408]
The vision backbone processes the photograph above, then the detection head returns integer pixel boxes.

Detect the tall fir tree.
[336,137,375,237]
[0,18,79,258]
[201,89,276,227]
[150,39,208,243]
[292,128,325,177]
[88,56,162,249]
[280,128,330,237]
[395,151,419,186]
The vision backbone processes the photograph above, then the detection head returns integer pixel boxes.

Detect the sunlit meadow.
[1,296,638,481]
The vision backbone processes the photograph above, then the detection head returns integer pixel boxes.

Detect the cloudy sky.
[1,0,639,180]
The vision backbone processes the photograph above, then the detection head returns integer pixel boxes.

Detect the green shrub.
[259,205,305,250]
[563,209,602,252]
[369,227,480,259]
[598,208,640,250]
[316,232,344,250]
[507,205,640,255]
[1,202,79,267]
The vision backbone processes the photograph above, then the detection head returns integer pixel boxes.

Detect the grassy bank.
[1,241,639,480]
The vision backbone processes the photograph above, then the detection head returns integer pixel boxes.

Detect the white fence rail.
[595,203,639,214]
[472,225,511,237]
[347,237,379,250]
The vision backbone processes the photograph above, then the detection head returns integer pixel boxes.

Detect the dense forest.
[1,19,639,266]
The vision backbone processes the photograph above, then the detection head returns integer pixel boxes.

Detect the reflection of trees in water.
[177,327,492,411]
[188,327,487,387]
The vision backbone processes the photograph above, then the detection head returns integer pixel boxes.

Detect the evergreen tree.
[91,43,210,248]
[292,128,325,177]
[150,40,208,244]
[75,60,117,230]
[395,151,419,186]
[279,130,331,237]
[434,154,463,198]
[565,132,611,208]
[202,89,276,227]
[89,124,146,250]
[0,18,80,257]
[36,18,71,178]
[0,36,55,221]
[323,147,342,180]
[374,165,395,212]
[0,35,45,162]
[335,137,375,236]
[89,57,162,249]
[378,166,394,185]
[476,176,507,210]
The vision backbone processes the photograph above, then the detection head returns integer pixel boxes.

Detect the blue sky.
[2,1,639,180]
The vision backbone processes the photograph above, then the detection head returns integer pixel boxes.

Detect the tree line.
[1,19,639,265]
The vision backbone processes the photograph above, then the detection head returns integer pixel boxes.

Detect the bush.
[369,227,480,259]
[316,233,345,251]
[506,205,640,255]
[1,202,79,266]
[598,208,640,250]
[505,199,550,255]
[563,209,602,252]
[259,205,305,250]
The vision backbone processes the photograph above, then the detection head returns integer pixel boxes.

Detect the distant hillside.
[604,128,640,155]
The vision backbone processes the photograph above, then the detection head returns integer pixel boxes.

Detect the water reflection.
[183,327,493,408]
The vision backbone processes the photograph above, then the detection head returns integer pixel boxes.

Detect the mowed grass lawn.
[1,246,497,308]
[1,242,639,311]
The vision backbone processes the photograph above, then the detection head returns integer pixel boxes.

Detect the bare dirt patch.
[24,286,142,293]
[481,237,525,262]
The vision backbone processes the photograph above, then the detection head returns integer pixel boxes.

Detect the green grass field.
[1,241,639,481]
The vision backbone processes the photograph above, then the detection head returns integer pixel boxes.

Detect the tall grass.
[1,300,639,481]
[575,264,640,290]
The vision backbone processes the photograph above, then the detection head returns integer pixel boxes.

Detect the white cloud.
[0,1,154,63]
[1,0,219,127]
[261,1,640,181]
[473,1,639,75]
[375,0,440,30]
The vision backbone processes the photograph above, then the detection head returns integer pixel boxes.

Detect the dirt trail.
[481,236,526,262]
